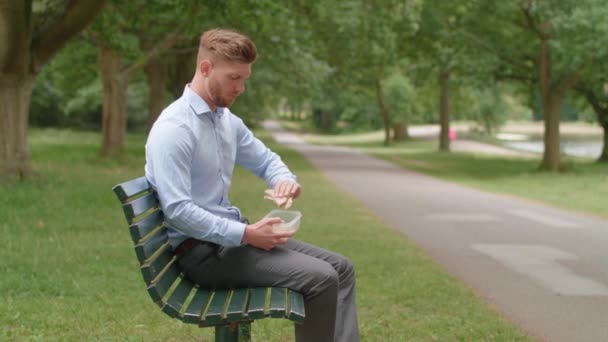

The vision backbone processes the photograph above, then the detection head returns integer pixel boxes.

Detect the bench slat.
[135,230,168,262]
[161,278,195,318]
[269,287,287,318]
[123,192,159,224]
[204,289,230,324]
[247,288,267,320]
[147,262,181,303]
[183,288,211,324]
[112,176,150,203]
[226,289,249,321]
[287,290,305,324]
[129,211,164,243]
[141,249,173,284]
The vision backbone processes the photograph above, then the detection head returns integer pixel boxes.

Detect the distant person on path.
[145,28,359,342]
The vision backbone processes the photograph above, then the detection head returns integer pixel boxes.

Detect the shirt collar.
[183,84,225,116]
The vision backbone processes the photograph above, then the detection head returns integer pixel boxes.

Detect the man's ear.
[199,59,212,77]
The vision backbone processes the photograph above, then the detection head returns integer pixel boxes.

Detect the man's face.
[206,60,251,108]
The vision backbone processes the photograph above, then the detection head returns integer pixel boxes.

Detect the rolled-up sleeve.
[234,118,296,187]
[145,122,246,246]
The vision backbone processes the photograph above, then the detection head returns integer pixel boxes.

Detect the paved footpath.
[264,121,608,342]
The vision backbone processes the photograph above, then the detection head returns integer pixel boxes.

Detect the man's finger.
[289,183,300,195]
[281,197,293,209]
[287,182,298,196]
[277,181,289,197]
[274,230,296,238]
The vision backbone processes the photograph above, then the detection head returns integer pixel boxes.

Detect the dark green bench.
[112,176,305,341]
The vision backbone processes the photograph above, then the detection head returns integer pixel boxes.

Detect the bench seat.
[113,176,305,341]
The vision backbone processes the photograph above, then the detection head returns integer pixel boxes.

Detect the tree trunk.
[170,49,197,98]
[581,90,608,163]
[439,70,450,151]
[144,59,169,131]
[320,111,330,131]
[600,123,608,162]
[392,122,409,141]
[98,46,128,156]
[0,73,35,180]
[593,102,608,163]
[0,1,104,181]
[375,80,391,146]
[541,94,562,170]
[539,37,561,171]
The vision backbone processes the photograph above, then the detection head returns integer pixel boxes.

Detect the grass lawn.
[0,128,531,341]
[299,129,608,220]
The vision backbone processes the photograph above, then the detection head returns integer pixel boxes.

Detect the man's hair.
[197,28,257,64]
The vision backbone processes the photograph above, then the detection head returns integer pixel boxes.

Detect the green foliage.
[467,0,608,92]
[62,79,102,118]
[29,38,101,128]
[26,0,608,137]
[225,1,333,125]
[28,36,155,130]
[468,85,510,134]
[90,0,193,56]
[383,70,424,125]
[29,74,64,127]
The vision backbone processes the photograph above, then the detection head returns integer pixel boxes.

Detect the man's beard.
[210,82,237,108]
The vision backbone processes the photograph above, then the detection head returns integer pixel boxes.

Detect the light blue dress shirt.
[145,85,296,249]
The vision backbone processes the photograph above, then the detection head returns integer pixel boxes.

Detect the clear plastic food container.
[263,209,302,232]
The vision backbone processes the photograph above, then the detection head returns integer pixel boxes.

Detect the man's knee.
[335,254,356,284]
[306,261,339,299]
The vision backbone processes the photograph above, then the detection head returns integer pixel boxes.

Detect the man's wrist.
[241,224,252,245]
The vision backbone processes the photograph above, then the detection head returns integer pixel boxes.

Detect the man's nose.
[236,82,245,93]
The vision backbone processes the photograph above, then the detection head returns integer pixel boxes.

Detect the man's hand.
[274,180,302,200]
[241,217,296,251]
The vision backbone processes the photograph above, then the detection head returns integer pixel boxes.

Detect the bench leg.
[214,322,251,342]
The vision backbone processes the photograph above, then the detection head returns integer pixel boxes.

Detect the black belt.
[174,238,206,257]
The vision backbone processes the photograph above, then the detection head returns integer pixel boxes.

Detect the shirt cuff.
[223,220,247,247]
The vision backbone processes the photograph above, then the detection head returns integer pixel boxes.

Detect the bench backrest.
[113,176,305,326]
[112,176,196,317]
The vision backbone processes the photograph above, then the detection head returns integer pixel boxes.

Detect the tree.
[222,0,333,126]
[410,0,481,151]
[89,0,196,156]
[383,68,423,140]
[466,0,608,170]
[0,0,105,180]
[154,0,332,130]
[302,0,422,145]
[30,37,101,129]
[575,80,608,162]
[468,84,510,135]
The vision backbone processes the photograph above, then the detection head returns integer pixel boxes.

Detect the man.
[145,28,359,342]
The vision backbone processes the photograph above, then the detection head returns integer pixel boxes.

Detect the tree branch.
[121,28,183,77]
[575,83,608,116]
[519,2,545,39]
[457,29,533,72]
[0,0,33,72]
[554,62,590,97]
[121,2,200,77]
[31,0,106,72]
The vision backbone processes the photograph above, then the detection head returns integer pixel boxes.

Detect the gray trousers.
[178,239,360,342]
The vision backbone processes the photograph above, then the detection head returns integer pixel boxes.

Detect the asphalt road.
[264,121,608,342]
